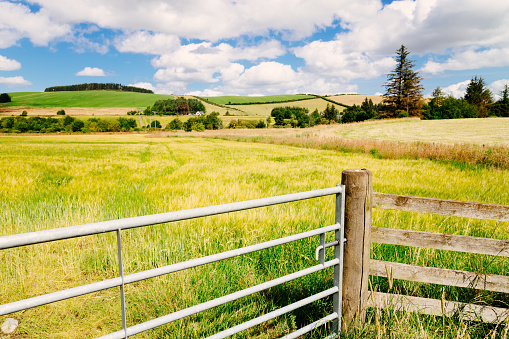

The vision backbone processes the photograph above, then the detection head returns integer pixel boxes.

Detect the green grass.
[201,94,314,105]
[4,91,174,108]
[0,134,507,338]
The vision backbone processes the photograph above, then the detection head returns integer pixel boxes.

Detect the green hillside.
[4,91,173,108]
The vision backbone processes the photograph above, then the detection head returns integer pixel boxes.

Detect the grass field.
[333,117,509,147]
[1,92,381,118]
[4,91,173,108]
[0,132,507,338]
[224,98,343,116]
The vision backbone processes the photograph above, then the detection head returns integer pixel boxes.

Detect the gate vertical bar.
[332,184,346,335]
[116,229,127,338]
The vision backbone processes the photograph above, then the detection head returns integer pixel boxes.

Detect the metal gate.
[0,186,345,338]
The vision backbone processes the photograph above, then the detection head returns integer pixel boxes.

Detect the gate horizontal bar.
[0,187,343,250]
[207,288,338,339]
[99,259,340,339]
[0,224,340,316]
[281,312,338,339]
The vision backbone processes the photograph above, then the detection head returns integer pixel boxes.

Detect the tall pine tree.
[464,76,493,118]
[383,45,424,117]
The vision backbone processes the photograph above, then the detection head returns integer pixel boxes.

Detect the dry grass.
[169,118,509,169]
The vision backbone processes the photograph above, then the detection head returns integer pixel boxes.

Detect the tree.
[464,76,493,118]
[383,45,424,117]
[0,93,11,103]
[489,84,509,117]
[323,103,339,123]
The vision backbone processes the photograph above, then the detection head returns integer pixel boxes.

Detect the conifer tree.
[464,76,493,117]
[383,45,424,117]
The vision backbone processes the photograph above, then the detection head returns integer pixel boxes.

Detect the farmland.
[0,126,508,337]
[1,92,366,117]
[3,91,173,108]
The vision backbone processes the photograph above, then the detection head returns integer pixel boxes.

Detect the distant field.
[4,91,173,108]
[202,94,314,105]
[225,98,344,116]
[327,94,384,106]
[333,117,509,146]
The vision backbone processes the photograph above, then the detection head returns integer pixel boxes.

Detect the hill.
[1,91,384,117]
[3,91,173,108]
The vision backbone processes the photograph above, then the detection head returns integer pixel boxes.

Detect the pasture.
[0,131,507,338]
[3,91,173,108]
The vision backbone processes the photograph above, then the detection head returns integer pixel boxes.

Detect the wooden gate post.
[341,169,372,331]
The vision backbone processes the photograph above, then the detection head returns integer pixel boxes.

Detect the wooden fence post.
[341,169,372,331]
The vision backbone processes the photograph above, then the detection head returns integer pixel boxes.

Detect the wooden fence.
[340,169,509,330]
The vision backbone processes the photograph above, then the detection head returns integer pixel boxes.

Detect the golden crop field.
[0,131,508,338]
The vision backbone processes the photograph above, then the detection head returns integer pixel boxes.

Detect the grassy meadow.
[334,117,509,147]
[0,133,508,338]
[4,91,174,108]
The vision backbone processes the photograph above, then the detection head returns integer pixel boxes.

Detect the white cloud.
[128,82,156,92]
[489,79,509,100]
[151,40,286,86]
[441,80,470,98]
[294,40,396,81]
[0,76,32,87]
[75,67,106,76]
[421,48,509,74]
[115,31,180,55]
[0,1,70,48]
[0,55,21,71]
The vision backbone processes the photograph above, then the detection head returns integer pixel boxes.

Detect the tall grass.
[0,134,507,338]
[211,134,509,169]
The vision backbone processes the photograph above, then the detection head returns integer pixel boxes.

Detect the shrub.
[21,110,28,117]
[56,110,66,115]
[0,93,11,103]
[148,120,162,129]
[71,120,85,132]
[166,118,183,130]
[192,122,205,132]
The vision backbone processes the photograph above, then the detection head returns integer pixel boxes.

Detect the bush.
[71,120,85,132]
[56,110,66,115]
[166,118,183,130]
[21,110,28,117]
[192,122,205,131]
[0,93,11,103]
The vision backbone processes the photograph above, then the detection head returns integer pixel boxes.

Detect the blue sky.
[1,0,508,98]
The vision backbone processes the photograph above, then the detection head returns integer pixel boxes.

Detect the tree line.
[139,97,206,115]
[0,115,137,133]
[44,83,154,94]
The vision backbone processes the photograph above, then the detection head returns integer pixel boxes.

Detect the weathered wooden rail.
[340,169,509,329]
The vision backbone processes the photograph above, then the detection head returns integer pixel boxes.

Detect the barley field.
[0,133,507,338]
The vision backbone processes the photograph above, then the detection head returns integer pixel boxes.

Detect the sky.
[0,0,508,98]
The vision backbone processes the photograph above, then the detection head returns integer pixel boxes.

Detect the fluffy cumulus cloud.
[422,48,509,74]
[441,80,470,98]
[75,67,106,76]
[0,1,70,48]
[2,0,509,94]
[0,76,32,87]
[151,40,286,87]
[0,55,21,71]
[128,82,156,92]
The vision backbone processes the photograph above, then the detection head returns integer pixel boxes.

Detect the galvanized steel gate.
[0,186,345,338]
